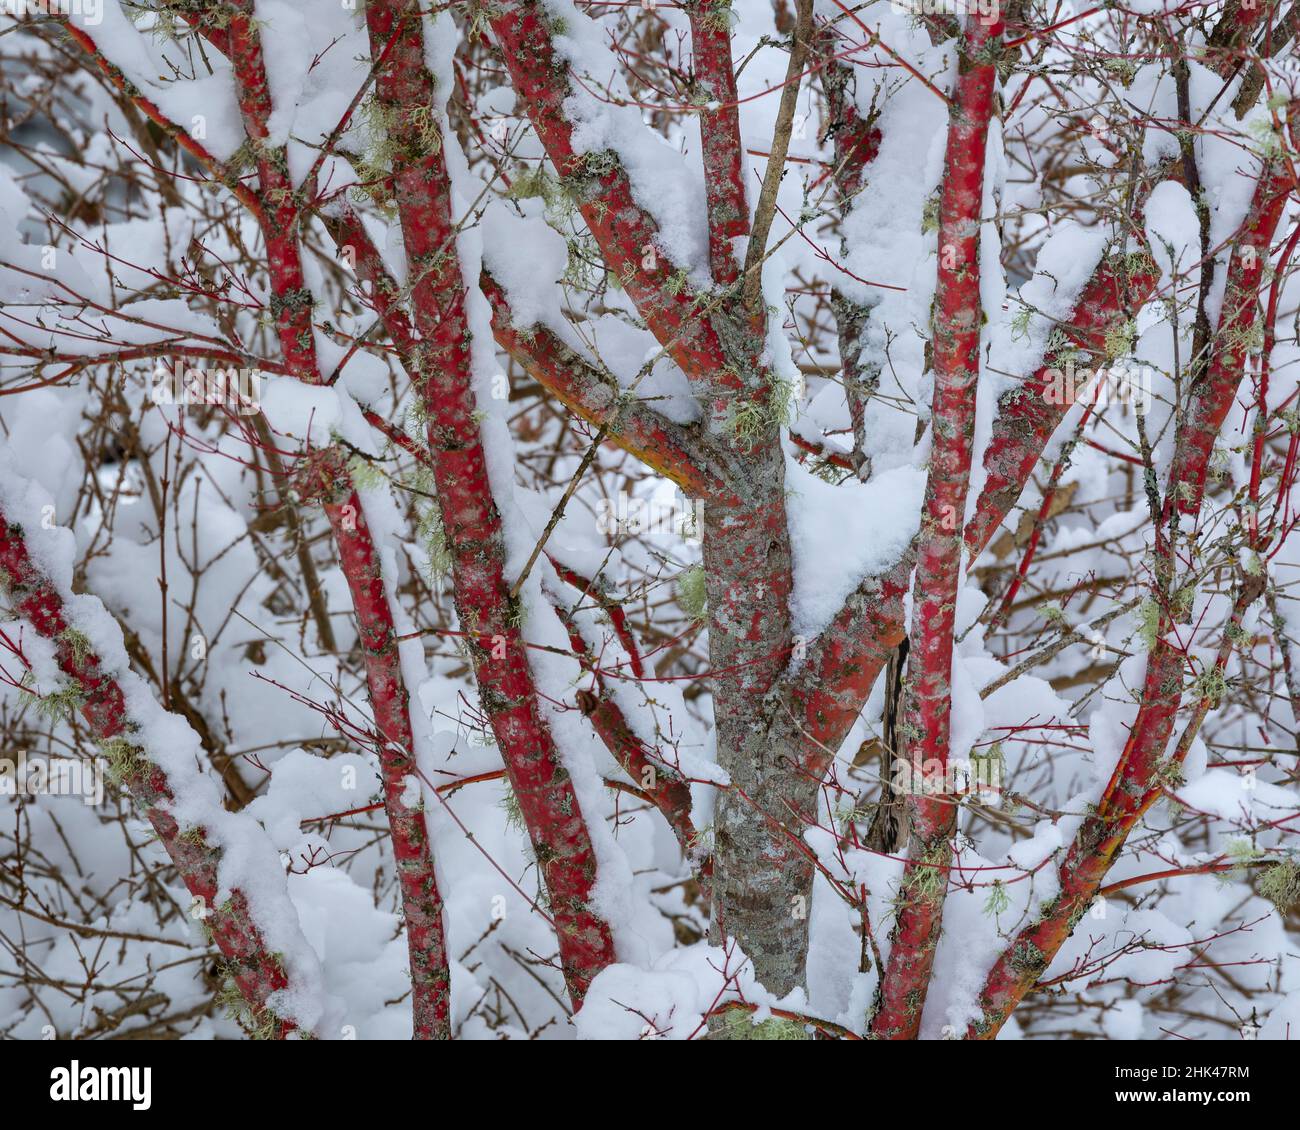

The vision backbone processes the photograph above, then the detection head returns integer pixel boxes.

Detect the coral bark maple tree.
[2,0,1300,1042]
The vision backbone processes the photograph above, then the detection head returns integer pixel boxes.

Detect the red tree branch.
[549,587,697,860]
[686,0,749,286]
[487,2,731,388]
[297,449,451,1039]
[68,8,455,1037]
[968,124,1297,1038]
[481,272,737,500]
[964,250,1161,559]
[869,10,1005,1040]
[0,507,299,1036]
[362,0,618,1004]
[1165,157,1296,519]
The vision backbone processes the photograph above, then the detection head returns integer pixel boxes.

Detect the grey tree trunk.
[702,436,817,999]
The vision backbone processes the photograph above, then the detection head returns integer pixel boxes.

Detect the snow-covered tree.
[2,0,1299,1040]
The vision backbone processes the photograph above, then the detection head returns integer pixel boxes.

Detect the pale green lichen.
[500,786,526,835]
[100,736,147,783]
[1258,858,1300,913]
[416,505,452,584]
[1153,757,1186,790]
[920,191,941,235]
[717,1009,811,1041]
[217,978,283,1041]
[1224,838,1264,880]
[1040,603,1067,628]
[676,564,707,623]
[351,96,443,214]
[698,0,733,34]
[1137,597,1161,651]
[22,681,86,723]
[983,880,1010,918]
[507,164,566,209]
[1248,116,1285,159]
[1009,303,1033,341]
[1009,939,1046,973]
[898,842,948,906]
[579,149,619,180]
[59,627,93,667]
[347,453,388,492]
[1104,319,1136,360]
[664,266,691,296]
[1192,664,1227,706]
[722,377,794,444]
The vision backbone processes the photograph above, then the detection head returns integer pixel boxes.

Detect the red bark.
[42,0,1266,1038]
[0,509,295,1035]
[324,204,421,362]
[549,588,697,860]
[964,252,1160,559]
[223,1,319,382]
[330,212,723,502]
[547,558,647,683]
[1206,0,1271,78]
[485,0,806,997]
[870,11,1004,1040]
[481,272,737,501]
[362,0,618,1004]
[60,21,263,218]
[333,173,713,965]
[67,11,456,1037]
[818,26,882,200]
[487,3,731,390]
[968,125,1297,1040]
[788,554,914,766]
[297,450,452,1039]
[687,1,749,286]
[1165,162,1295,519]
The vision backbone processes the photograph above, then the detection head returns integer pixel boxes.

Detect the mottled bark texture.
[869,11,1005,1041]
[363,0,618,1004]
[965,251,1160,559]
[703,449,805,996]
[968,107,1298,1040]
[489,2,817,996]
[70,6,455,1036]
[0,511,297,1036]
[298,450,452,1039]
[687,0,749,286]
[54,0,1260,1034]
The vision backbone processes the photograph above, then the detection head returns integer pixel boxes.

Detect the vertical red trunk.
[687,0,749,285]
[180,5,455,1036]
[363,0,617,1004]
[298,451,452,1038]
[870,11,1004,1040]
